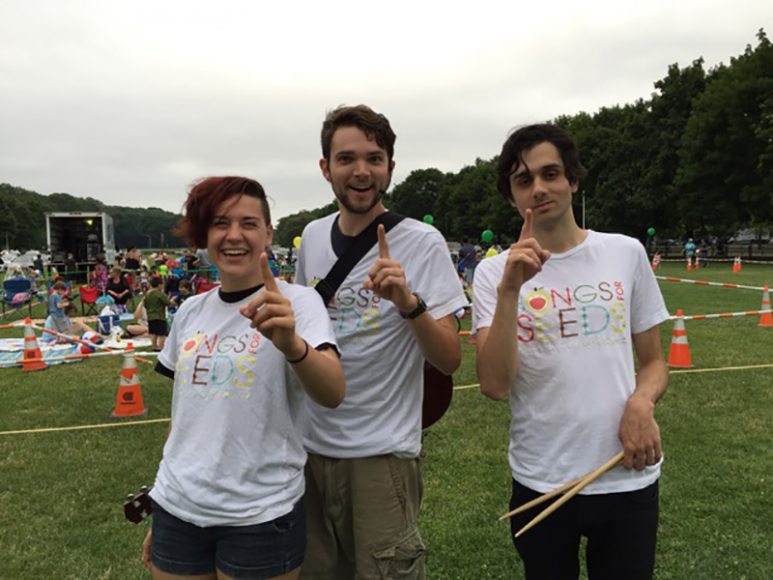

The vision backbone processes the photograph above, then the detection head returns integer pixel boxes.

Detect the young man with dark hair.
[473,123,669,580]
[296,105,467,579]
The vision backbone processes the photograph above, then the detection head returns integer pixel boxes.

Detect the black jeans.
[510,479,659,580]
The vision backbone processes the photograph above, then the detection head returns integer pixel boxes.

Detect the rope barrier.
[0,417,170,436]
[3,362,771,437]
[657,257,773,264]
[656,276,765,291]
[669,309,772,321]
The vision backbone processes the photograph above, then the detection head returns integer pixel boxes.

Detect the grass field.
[1,261,771,579]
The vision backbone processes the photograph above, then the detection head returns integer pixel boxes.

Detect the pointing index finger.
[260,253,279,292]
[377,224,391,259]
[519,208,534,242]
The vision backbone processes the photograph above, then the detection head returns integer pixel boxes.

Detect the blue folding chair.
[1,278,38,317]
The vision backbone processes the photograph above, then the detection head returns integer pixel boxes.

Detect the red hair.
[176,176,271,249]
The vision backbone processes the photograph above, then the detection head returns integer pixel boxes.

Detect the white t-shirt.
[297,213,468,458]
[150,281,336,527]
[473,231,669,494]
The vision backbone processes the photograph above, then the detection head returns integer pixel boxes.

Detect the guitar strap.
[314,211,405,307]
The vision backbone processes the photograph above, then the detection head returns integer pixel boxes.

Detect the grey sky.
[1,1,770,222]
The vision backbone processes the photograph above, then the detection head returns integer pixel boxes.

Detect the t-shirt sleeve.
[409,230,468,320]
[295,253,307,286]
[630,242,670,334]
[295,225,310,286]
[290,286,337,350]
[471,256,500,333]
[154,360,175,379]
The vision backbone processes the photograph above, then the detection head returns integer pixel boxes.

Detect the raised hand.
[240,253,301,356]
[363,224,415,312]
[500,209,550,294]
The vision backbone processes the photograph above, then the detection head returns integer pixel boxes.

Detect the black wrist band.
[286,340,309,364]
[400,292,427,319]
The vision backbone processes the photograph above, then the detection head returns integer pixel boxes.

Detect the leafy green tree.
[676,30,773,237]
[390,168,448,221]
[274,202,337,247]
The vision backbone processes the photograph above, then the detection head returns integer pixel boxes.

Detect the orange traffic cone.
[686,257,692,271]
[111,343,147,418]
[732,256,742,273]
[759,286,773,328]
[22,318,47,372]
[667,309,692,368]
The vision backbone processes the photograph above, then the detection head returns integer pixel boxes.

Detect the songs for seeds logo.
[176,331,263,397]
[518,282,628,346]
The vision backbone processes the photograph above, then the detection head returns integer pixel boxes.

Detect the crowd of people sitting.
[2,246,228,350]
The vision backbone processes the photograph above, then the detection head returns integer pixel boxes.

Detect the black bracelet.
[286,340,309,364]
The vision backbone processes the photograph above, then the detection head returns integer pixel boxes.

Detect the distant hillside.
[0,183,183,250]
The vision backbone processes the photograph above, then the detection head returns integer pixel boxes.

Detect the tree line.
[276,29,772,248]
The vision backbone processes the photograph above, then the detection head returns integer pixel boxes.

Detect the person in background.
[125,246,141,272]
[697,242,709,268]
[144,276,173,351]
[33,254,45,278]
[176,279,193,306]
[458,238,477,287]
[41,297,94,344]
[194,247,211,275]
[683,238,696,266]
[93,253,108,293]
[106,267,132,313]
[63,252,78,283]
[124,298,149,338]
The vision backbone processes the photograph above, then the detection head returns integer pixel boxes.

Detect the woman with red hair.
[142,176,345,580]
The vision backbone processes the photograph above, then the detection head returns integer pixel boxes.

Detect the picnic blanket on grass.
[0,339,81,368]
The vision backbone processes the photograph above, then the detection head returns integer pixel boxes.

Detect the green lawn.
[1,261,771,579]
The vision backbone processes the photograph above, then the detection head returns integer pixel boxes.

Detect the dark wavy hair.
[321,104,396,163]
[176,176,271,249]
[496,124,587,203]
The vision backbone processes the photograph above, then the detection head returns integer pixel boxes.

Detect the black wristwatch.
[400,292,427,320]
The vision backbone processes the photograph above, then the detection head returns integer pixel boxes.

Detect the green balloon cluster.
[481,229,494,243]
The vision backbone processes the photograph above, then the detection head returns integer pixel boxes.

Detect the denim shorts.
[150,499,305,578]
[148,319,168,337]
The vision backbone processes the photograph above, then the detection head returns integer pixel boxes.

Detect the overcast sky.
[1,1,770,222]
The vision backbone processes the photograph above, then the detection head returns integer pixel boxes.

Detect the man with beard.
[296,105,467,579]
